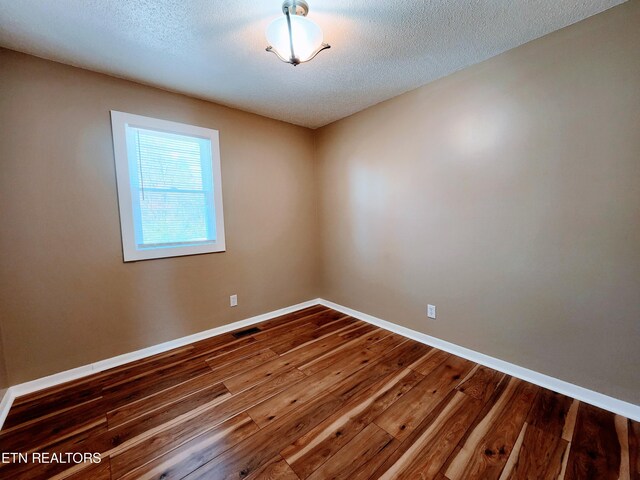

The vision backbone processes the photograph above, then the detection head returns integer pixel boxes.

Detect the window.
[110,111,225,261]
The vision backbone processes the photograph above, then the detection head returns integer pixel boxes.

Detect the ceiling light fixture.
[266,0,330,66]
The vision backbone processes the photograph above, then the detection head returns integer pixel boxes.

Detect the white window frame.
[110,111,226,262]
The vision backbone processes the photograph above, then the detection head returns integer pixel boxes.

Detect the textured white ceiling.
[0,0,625,128]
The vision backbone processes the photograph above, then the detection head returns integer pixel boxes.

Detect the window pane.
[127,126,216,248]
[138,190,212,246]
[135,129,206,191]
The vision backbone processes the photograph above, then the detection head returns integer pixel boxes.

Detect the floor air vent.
[232,326,261,338]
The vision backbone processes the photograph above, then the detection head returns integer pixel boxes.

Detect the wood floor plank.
[107,381,231,448]
[0,422,111,480]
[116,414,259,480]
[375,355,476,440]
[346,437,402,480]
[181,394,342,480]
[616,415,631,480]
[107,368,304,470]
[245,370,341,429]
[241,305,329,334]
[525,388,575,438]
[246,456,300,480]
[630,418,640,480]
[269,316,355,355]
[438,376,513,472]
[562,399,580,442]
[306,423,397,480]
[195,306,328,353]
[222,355,296,394]
[444,377,539,480]
[254,316,368,369]
[206,348,279,382]
[281,367,422,479]
[297,308,352,327]
[249,319,325,345]
[102,359,212,410]
[279,309,353,331]
[327,339,431,402]
[373,390,484,480]
[99,345,199,381]
[500,423,568,479]
[58,457,112,480]
[296,328,392,375]
[0,397,106,453]
[192,334,293,370]
[246,338,419,431]
[189,332,249,354]
[337,322,377,340]
[409,348,452,376]
[294,332,405,389]
[497,421,527,480]
[279,331,362,368]
[241,319,349,360]
[9,345,197,419]
[564,403,623,480]
[3,381,104,430]
[456,365,506,403]
[198,336,259,363]
[272,327,368,365]
[107,371,227,429]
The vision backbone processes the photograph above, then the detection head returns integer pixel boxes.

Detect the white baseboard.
[318,299,640,422]
[1,297,638,430]
[0,388,15,429]
[0,298,320,429]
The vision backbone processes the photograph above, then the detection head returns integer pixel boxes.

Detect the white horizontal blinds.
[125,126,217,249]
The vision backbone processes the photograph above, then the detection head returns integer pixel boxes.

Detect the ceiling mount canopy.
[265,0,330,66]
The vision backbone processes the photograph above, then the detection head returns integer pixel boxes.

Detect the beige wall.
[0,48,319,384]
[316,1,640,404]
[0,324,7,391]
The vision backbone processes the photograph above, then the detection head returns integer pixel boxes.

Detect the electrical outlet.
[230,294,238,307]
[427,304,436,319]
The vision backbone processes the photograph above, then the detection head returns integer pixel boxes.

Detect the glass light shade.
[266,15,324,63]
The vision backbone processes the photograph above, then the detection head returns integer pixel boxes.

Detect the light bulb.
[266,15,324,63]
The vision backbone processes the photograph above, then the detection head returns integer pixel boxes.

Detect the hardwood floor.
[0,305,637,479]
